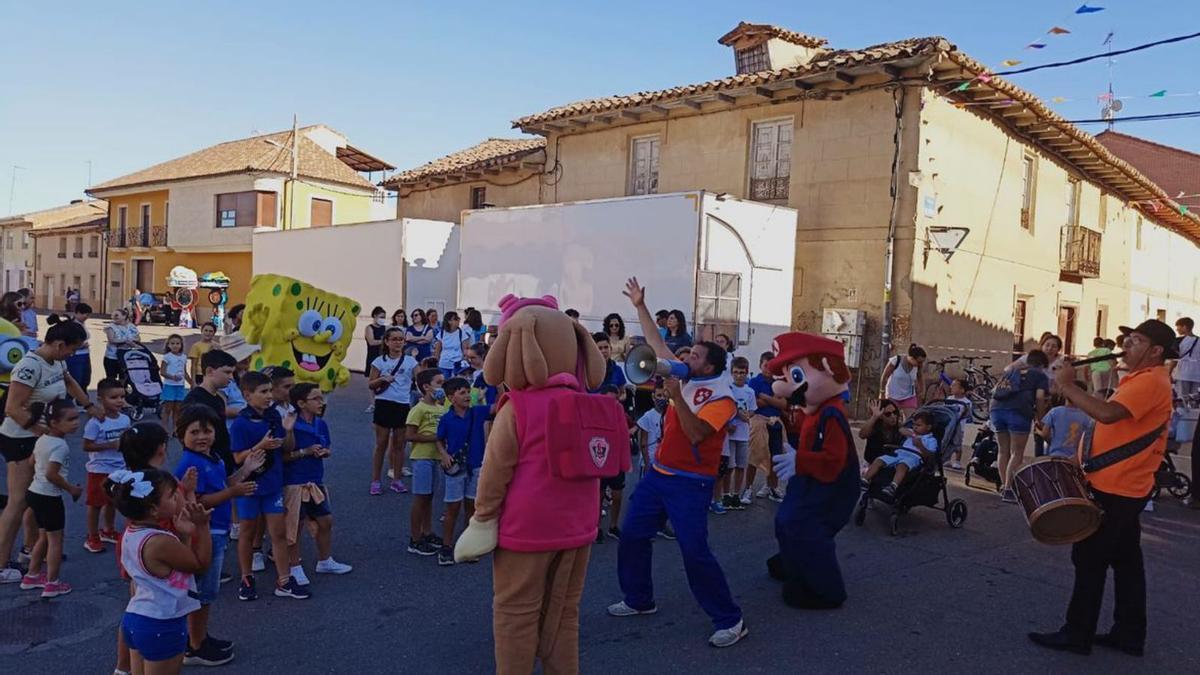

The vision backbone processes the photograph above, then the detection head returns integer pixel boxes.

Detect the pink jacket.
[498,373,628,551]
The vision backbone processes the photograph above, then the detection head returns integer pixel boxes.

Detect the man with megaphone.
[606,278,747,649]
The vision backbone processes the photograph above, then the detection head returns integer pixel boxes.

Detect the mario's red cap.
[764,332,845,376]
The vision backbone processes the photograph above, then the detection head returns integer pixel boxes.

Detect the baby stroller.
[854,400,969,535]
[964,422,1002,490]
[117,345,163,421]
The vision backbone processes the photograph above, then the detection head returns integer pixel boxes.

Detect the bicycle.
[923,358,958,402]
[957,355,996,423]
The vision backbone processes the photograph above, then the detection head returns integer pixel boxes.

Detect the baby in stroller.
[861,411,938,500]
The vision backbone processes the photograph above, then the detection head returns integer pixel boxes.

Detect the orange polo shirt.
[1082,365,1171,498]
[655,398,736,477]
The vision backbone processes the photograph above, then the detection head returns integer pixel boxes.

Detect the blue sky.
[1,0,1197,214]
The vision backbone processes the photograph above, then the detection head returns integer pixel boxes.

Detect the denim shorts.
[727,440,750,468]
[411,459,438,496]
[444,472,466,503]
[122,613,188,662]
[194,533,228,605]
[465,469,479,500]
[235,492,285,520]
[990,408,1033,434]
[878,449,923,471]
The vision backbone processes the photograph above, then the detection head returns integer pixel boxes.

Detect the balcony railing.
[73,252,82,258]
[88,250,98,258]
[1060,224,1101,278]
[111,229,127,248]
[150,224,167,247]
[57,252,66,258]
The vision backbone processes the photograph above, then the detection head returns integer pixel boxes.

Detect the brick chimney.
[718,22,829,74]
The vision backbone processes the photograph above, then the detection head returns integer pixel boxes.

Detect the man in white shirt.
[1173,317,1200,398]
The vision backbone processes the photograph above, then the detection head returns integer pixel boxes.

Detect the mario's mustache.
[787,381,808,407]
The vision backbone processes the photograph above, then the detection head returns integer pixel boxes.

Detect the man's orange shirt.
[1082,365,1171,498]
[655,398,736,477]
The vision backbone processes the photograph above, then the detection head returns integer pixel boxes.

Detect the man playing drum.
[1028,320,1175,657]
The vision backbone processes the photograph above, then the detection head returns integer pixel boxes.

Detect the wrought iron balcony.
[151,224,168,247]
[1060,224,1101,278]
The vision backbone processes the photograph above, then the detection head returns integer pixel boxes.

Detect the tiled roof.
[88,127,377,194]
[511,36,945,127]
[382,138,546,187]
[0,200,107,230]
[718,22,828,49]
[1095,130,1200,200]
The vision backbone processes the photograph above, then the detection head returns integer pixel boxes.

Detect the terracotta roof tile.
[718,22,828,49]
[382,138,546,186]
[512,37,947,127]
[0,200,108,229]
[1095,130,1200,199]
[88,127,377,194]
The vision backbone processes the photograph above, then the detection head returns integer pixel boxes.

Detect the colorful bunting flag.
[1149,89,1167,97]
[954,81,971,92]
[1048,26,1071,34]
[1002,59,1022,67]
[1102,31,1114,46]
[978,74,993,83]
[1027,42,1047,49]
[1051,96,1068,103]
[1075,4,1105,13]
[1181,205,1190,215]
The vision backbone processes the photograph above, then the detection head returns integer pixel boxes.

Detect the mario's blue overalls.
[768,402,860,609]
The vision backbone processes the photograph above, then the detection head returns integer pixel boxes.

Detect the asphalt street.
[0,320,1197,674]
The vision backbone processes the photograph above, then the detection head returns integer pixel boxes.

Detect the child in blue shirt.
[228,371,304,601]
[173,405,262,666]
[862,411,939,499]
[435,377,486,566]
[1036,385,1093,459]
[283,383,353,582]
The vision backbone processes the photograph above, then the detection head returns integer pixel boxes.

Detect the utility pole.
[86,160,92,189]
[8,165,26,215]
[289,114,298,229]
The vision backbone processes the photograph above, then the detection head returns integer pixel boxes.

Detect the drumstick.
[1067,351,1124,367]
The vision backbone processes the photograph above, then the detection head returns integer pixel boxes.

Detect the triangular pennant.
[1001,59,1022,67]
[1149,89,1167,97]
[1027,42,1047,49]
[1051,96,1069,103]
[1182,205,1190,215]
[978,73,993,83]
[1048,26,1071,34]
[953,81,971,92]
[1075,4,1105,13]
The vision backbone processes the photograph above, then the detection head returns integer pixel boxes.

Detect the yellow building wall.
[106,249,251,321]
[105,190,169,242]
[282,181,376,229]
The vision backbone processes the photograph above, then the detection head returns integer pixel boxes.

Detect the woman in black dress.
[859,398,903,463]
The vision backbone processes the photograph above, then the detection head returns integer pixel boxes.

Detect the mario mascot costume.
[454,294,630,675]
[766,333,861,609]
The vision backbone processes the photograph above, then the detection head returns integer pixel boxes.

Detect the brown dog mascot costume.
[455,294,630,674]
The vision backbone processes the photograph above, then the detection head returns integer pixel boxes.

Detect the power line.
[1068,109,1200,124]
[994,31,1200,77]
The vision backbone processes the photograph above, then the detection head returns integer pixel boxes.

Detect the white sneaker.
[364,404,374,414]
[768,488,785,503]
[1144,500,1155,513]
[401,466,413,477]
[0,567,21,584]
[607,600,658,617]
[740,489,752,505]
[252,552,266,572]
[386,468,394,479]
[228,523,240,541]
[756,486,772,498]
[290,565,311,586]
[709,619,749,648]
[315,558,353,575]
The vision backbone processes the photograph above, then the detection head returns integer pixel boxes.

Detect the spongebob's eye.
[321,317,343,342]
[789,366,806,384]
[298,310,323,337]
[0,338,28,372]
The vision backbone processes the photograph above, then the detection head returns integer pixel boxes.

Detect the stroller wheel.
[1169,473,1192,499]
[889,513,901,536]
[127,406,145,422]
[963,465,972,487]
[946,499,968,528]
[853,497,867,527]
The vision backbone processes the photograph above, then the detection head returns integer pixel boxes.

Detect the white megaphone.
[625,343,690,385]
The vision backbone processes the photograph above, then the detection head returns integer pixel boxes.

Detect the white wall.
[404,219,460,317]
[168,175,284,251]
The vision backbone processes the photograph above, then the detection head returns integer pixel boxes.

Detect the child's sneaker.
[768,488,785,503]
[369,481,383,496]
[739,489,753,505]
[41,580,72,598]
[0,567,22,584]
[709,500,727,515]
[237,576,258,601]
[228,523,240,541]
[83,535,105,553]
[17,546,31,566]
[881,483,898,500]
[607,526,621,541]
[424,533,444,547]
[289,565,310,587]
[437,546,455,566]
[947,460,963,471]
[274,576,312,599]
[401,466,413,477]
[251,551,265,572]
[219,570,233,585]
[407,539,438,556]
[314,558,353,575]
[205,635,234,653]
[389,480,408,494]
[607,600,658,617]
[19,571,46,590]
[1001,488,1018,504]
[708,619,748,648]
[656,525,676,540]
[756,486,772,498]
[99,529,120,544]
[183,639,235,667]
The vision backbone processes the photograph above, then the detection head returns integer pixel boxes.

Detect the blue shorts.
[990,408,1033,434]
[878,449,923,471]
[444,473,466,503]
[411,459,438,496]
[235,492,285,520]
[121,613,188,662]
[161,384,187,402]
[194,533,227,604]
[465,469,479,500]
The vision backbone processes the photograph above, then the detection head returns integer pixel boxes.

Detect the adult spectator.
[880,343,926,417]
[390,308,408,329]
[991,349,1049,503]
[225,303,245,335]
[1007,334,1066,457]
[0,292,26,331]
[102,309,140,379]
[17,289,38,339]
[602,313,630,363]
[1085,336,1115,397]
[1029,320,1175,656]
[404,308,435,361]
[858,399,903,464]
[0,318,97,583]
[662,309,693,355]
[464,308,487,345]
[1172,317,1200,399]
[654,310,670,338]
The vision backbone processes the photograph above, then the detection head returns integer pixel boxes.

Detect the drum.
[1013,457,1101,545]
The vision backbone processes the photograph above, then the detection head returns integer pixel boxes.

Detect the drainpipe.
[879,86,906,375]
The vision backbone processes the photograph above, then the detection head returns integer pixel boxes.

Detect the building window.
[117,206,128,246]
[89,274,97,300]
[72,275,81,292]
[1013,298,1028,353]
[59,273,66,294]
[1135,216,1143,250]
[470,187,487,210]
[1066,178,1080,227]
[89,235,99,257]
[1020,154,1036,231]
[21,231,29,249]
[141,204,151,228]
[216,191,277,228]
[629,136,661,196]
[5,234,11,250]
[165,201,169,226]
[74,236,83,258]
[310,198,333,228]
[750,118,792,201]
[58,237,67,258]
[734,43,770,74]
[1157,309,1167,323]
[695,270,742,344]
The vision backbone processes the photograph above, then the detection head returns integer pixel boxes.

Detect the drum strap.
[1079,424,1166,474]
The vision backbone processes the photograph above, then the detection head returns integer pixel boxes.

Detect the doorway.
[1058,305,1077,356]
[1095,305,1108,341]
[109,261,125,313]
[134,259,155,293]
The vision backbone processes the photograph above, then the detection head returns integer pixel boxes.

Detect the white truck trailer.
[458,191,797,360]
